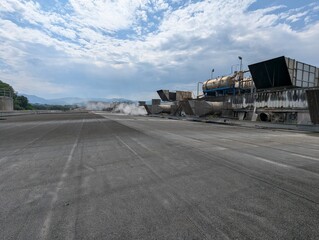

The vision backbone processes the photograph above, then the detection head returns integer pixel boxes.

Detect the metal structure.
[306,89,319,124]
[157,90,191,102]
[157,90,173,101]
[248,56,319,89]
[144,56,319,126]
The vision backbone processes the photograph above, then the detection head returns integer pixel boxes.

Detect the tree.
[0,80,32,110]
[14,95,32,110]
[0,80,15,97]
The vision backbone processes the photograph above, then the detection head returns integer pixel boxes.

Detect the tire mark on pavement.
[115,135,228,240]
[0,121,51,139]
[166,132,319,205]
[40,119,84,240]
[115,135,163,180]
[290,153,319,162]
[0,122,63,166]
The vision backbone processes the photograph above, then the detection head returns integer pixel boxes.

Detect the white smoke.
[85,101,112,111]
[113,103,147,115]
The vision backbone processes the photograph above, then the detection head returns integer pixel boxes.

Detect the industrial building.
[142,56,319,125]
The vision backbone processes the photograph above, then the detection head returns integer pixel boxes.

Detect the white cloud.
[68,0,147,32]
[286,11,309,23]
[0,0,319,99]
[0,1,16,12]
[0,71,69,96]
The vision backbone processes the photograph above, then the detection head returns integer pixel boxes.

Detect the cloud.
[68,0,145,32]
[0,70,69,96]
[0,0,319,99]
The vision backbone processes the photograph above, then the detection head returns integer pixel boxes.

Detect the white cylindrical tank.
[203,76,235,91]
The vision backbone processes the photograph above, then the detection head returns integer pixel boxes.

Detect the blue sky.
[1,0,319,100]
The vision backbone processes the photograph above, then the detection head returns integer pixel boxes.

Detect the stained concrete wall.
[0,96,13,111]
[232,88,309,110]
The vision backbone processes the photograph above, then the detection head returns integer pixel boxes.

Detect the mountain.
[20,94,134,105]
[21,94,50,104]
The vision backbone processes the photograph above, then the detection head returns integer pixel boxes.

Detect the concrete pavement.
[0,112,319,239]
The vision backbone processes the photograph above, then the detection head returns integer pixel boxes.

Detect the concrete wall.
[0,96,13,111]
[232,88,309,110]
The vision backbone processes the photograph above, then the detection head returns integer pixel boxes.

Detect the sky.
[0,0,319,100]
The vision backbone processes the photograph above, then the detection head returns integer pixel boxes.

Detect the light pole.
[238,56,242,72]
[238,56,243,91]
[211,68,214,79]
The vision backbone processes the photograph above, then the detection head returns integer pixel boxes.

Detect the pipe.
[259,112,271,122]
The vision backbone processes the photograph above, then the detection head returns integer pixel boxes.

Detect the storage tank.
[202,76,234,91]
[0,89,14,111]
[0,96,13,111]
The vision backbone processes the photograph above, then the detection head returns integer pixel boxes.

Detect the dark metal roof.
[157,89,176,101]
[248,56,293,89]
[157,90,170,101]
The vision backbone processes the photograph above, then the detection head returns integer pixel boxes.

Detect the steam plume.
[113,103,147,115]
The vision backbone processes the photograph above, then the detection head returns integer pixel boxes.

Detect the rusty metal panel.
[176,91,192,101]
[306,89,319,124]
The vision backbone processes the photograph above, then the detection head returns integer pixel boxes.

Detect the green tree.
[0,80,32,110]
[0,80,15,97]
[14,95,32,110]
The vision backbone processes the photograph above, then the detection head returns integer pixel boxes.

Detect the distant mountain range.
[21,94,134,105]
